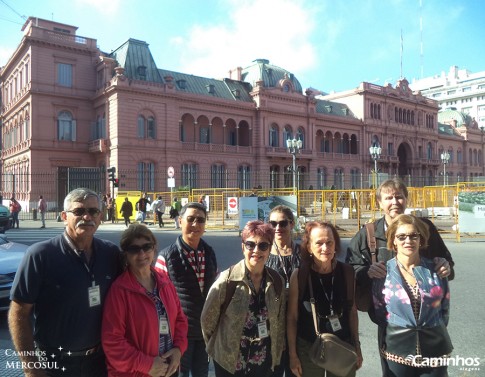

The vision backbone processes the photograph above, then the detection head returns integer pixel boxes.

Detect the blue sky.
[1,0,484,93]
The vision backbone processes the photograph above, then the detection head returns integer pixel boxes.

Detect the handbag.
[307,274,357,376]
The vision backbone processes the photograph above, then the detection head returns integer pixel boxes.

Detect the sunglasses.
[185,216,206,224]
[243,241,271,252]
[124,243,154,254]
[269,220,289,228]
[395,233,420,242]
[66,208,101,217]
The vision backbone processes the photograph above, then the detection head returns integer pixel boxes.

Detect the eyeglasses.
[269,220,289,228]
[124,243,154,254]
[66,208,101,217]
[243,241,271,252]
[185,216,206,224]
[395,233,420,242]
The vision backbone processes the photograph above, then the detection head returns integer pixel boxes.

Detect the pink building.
[1,17,483,209]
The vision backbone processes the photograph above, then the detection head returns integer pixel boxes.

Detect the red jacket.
[102,267,188,376]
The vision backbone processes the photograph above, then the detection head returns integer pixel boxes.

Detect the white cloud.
[174,0,319,79]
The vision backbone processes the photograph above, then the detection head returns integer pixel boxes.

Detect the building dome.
[241,59,303,93]
[438,108,472,128]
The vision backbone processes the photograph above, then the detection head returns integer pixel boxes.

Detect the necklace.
[274,242,292,256]
[396,259,418,282]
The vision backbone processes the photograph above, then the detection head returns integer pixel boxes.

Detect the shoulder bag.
[307,270,357,376]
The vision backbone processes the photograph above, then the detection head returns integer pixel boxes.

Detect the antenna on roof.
[420,0,424,78]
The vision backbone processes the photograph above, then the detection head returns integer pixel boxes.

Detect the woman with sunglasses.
[373,214,452,377]
[287,221,362,377]
[102,224,188,376]
[265,205,300,377]
[201,220,286,377]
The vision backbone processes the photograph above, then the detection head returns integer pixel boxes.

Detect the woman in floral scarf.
[373,214,453,377]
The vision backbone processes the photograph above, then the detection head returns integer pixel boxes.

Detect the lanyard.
[63,233,96,286]
[274,242,291,288]
[319,273,335,315]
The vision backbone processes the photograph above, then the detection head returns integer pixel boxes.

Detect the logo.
[405,354,481,372]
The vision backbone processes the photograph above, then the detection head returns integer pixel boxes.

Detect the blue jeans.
[179,339,209,377]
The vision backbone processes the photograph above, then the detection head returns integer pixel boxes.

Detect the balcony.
[88,139,108,153]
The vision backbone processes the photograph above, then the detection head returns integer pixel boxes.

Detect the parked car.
[0,235,29,311]
[0,203,12,233]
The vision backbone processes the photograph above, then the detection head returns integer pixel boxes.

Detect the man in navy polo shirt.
[8,188,121,377]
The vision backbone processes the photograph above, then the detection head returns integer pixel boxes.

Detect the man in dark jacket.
[346,178,454,376]
[155,202,217,377]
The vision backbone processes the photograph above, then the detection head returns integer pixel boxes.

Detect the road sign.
[167,177,175,188]
[228,197,238,215]
[167,166,175,178]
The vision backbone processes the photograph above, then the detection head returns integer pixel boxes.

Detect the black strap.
[365,222,377,263]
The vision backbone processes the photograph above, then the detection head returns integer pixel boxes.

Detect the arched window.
[427,143,433,161]
[324,131,332,153]
[138,115,156,139]
[342,134,350,154]
[137,115,145,138]
[58,111,76,141]
[297,127,305,148]
[283,126,292,144]
[269,124,279,147]
[147,117,156,139]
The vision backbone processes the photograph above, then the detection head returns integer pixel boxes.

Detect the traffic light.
[113,178,119,188]
[107,166,116,181]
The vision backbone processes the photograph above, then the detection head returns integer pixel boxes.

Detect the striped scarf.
[182,247,205,293]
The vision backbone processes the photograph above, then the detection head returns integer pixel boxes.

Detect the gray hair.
[64,188,101,211]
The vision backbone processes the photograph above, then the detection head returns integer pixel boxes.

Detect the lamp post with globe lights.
[287,138,303,193]
[369,144,382,187]
[441,151,450,186]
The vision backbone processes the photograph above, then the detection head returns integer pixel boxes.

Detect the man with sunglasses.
[346,178,454,376]
[155,202,218,377]
[9,188,121,377]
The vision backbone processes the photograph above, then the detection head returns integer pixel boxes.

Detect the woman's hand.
[355,344,363,370]
[161,347,182,376]
[289,353,303,377]
[148,356,168,377]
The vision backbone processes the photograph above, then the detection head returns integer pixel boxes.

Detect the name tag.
[159,318,170,335]
[88,285,101,307]
[257,320,269,338]
[328,314,342,332]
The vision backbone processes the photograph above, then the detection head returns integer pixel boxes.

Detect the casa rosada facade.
[1,17,484,206]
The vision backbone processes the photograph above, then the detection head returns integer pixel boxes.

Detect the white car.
[0,235,29,311]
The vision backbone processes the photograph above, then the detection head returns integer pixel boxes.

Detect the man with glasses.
[9,188,121,377]
[155,202,218,377]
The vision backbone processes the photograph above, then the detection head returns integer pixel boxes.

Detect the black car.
[0,204,12,233]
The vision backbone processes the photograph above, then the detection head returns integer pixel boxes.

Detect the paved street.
[0,219,484,376]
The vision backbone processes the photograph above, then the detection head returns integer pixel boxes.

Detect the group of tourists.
[8,178,454,377]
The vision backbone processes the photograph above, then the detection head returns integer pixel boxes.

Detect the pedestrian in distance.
[102,224,188,376]
[136,192,150,224]
[155,202,218,377]
[9,197,21,229]
[153,195,166,228]
[8,187,122,377]
[170,197,182,229]
[38,195,47,228]
[120,197,134,227]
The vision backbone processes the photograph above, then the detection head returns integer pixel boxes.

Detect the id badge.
[257,321,269,339]
[88,285,101,307]
[159,318,170,335]
[328,315,342,332]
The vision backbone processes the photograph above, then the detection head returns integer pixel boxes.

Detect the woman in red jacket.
[102,224,188,376]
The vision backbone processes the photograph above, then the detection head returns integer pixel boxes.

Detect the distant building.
[1,18,483,208]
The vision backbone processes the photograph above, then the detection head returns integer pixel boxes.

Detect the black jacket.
[158,236,218,339]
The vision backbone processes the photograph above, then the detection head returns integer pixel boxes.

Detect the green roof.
[241,59,303,93]
[315,99,356,118]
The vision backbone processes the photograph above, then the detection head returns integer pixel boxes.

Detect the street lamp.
[369,144,382,187]
[441,151,450,186]
[287,138,303,192]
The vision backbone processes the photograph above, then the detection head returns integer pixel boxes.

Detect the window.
[457,150,463,164]
[137,162,155,191]
[57,63,72,87]
[334,168,344,189]
[57,111,76,141]
[238,165,251,190]
[200,127,210,144]
[270,166,280,189]
[297,128,305,149]
[350,168,360,188]
[93,114,106,139]
[388,143,394,156]
[283,126,292,144]
[462,87,471,92]
[179,121,185,142]
[137,115,156,139]
[211,164,226,188]
[182,163,198,189]
[418,146,423,159]
[317,168,327,189]
[269,125,279,147]
[427,143,433,161]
